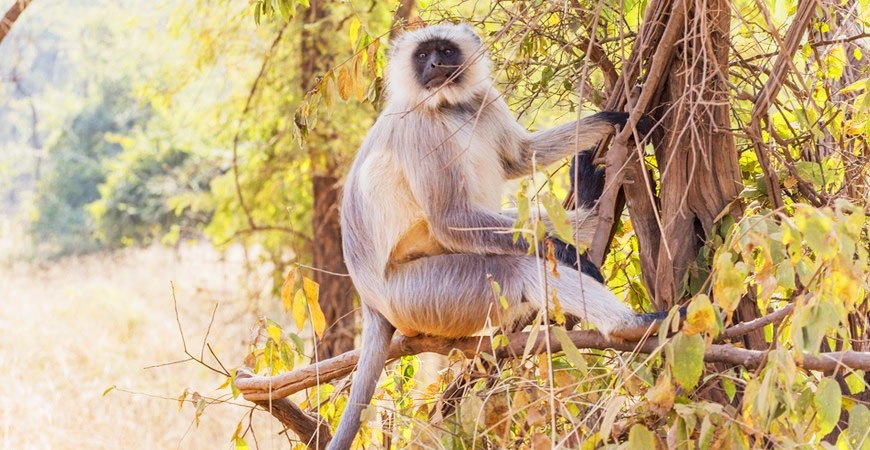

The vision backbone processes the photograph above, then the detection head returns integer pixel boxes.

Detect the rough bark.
[252,398,332,449]
[311,172,355,359]
[0,0,32,45]
[651,0,744,307]
[587,0,746,319]
[301,0,356,359]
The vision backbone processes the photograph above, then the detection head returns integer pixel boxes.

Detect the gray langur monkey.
[331,23,663,449]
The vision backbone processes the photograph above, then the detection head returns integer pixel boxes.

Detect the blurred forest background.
[0,0,867,448]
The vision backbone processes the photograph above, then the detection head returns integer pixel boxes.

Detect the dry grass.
[0,239,291,449]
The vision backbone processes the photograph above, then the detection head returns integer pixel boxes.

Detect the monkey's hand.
[597,112,654,142]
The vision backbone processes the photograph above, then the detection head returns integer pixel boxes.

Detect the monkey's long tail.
[327,306,395,450]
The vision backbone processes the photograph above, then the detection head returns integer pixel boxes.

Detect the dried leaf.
[337,67,352,101]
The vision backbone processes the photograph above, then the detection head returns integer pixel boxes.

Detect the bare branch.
[0,0,32,45]
[746,0,819,210]
[719,304,794,341]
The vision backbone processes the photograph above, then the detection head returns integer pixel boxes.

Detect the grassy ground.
[0,240,291,449]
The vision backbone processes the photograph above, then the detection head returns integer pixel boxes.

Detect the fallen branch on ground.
[235,328,870,402]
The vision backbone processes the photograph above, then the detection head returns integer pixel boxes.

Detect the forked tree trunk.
[301,0,356,359]
[587,0,763,347]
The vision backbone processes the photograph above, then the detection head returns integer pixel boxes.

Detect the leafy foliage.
[30,82,149,257]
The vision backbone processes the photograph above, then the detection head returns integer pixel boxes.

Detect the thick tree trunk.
[650,0,743,305]
[311,171,356,359]
[301,0,356,359]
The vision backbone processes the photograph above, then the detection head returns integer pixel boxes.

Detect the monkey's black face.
[413,39,464,89]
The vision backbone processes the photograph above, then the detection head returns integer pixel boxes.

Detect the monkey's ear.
[458,23,482,44]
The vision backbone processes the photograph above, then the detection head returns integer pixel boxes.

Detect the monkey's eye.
[416,52,428,59]
[443,48,454,56]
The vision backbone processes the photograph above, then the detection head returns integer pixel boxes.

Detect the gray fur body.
[329,24,644,450]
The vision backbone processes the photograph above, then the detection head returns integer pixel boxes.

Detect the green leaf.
[723,377,736,402]
[102,385,116,396]
[846,404,870,450]
[627,424,656,450]
[234,437,250,450]
[552,326,586,373]
[459,395,484,434]
[814,377,842,435]
[669,333,705,389]
[775,262,795,291]
[540,66,554,87]
[540,192,574,246]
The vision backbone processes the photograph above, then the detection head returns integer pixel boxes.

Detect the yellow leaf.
[292,289,306,331]
[303,277,326,337]
[550,287,566,325]
[712,252,748,320]
[266,319,282,344]
[648,372,675,415]
[348,17,361,49]
[281,267,297,312]
[302,277,319,305]
[177,387,189,411]
[683,294,717,336]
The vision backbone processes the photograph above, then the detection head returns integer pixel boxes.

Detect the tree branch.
[0,0,32,44]
[718,304,794,341]
[235,329,870,403]
[248,397,331,449]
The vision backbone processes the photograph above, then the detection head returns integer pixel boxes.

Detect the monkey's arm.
[501,112,628,179]
[402,156,530,256]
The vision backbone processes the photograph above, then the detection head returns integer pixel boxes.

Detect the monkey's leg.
[383,254,642,339]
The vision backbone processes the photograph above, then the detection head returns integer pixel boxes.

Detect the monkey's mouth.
[424,75,453,89]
